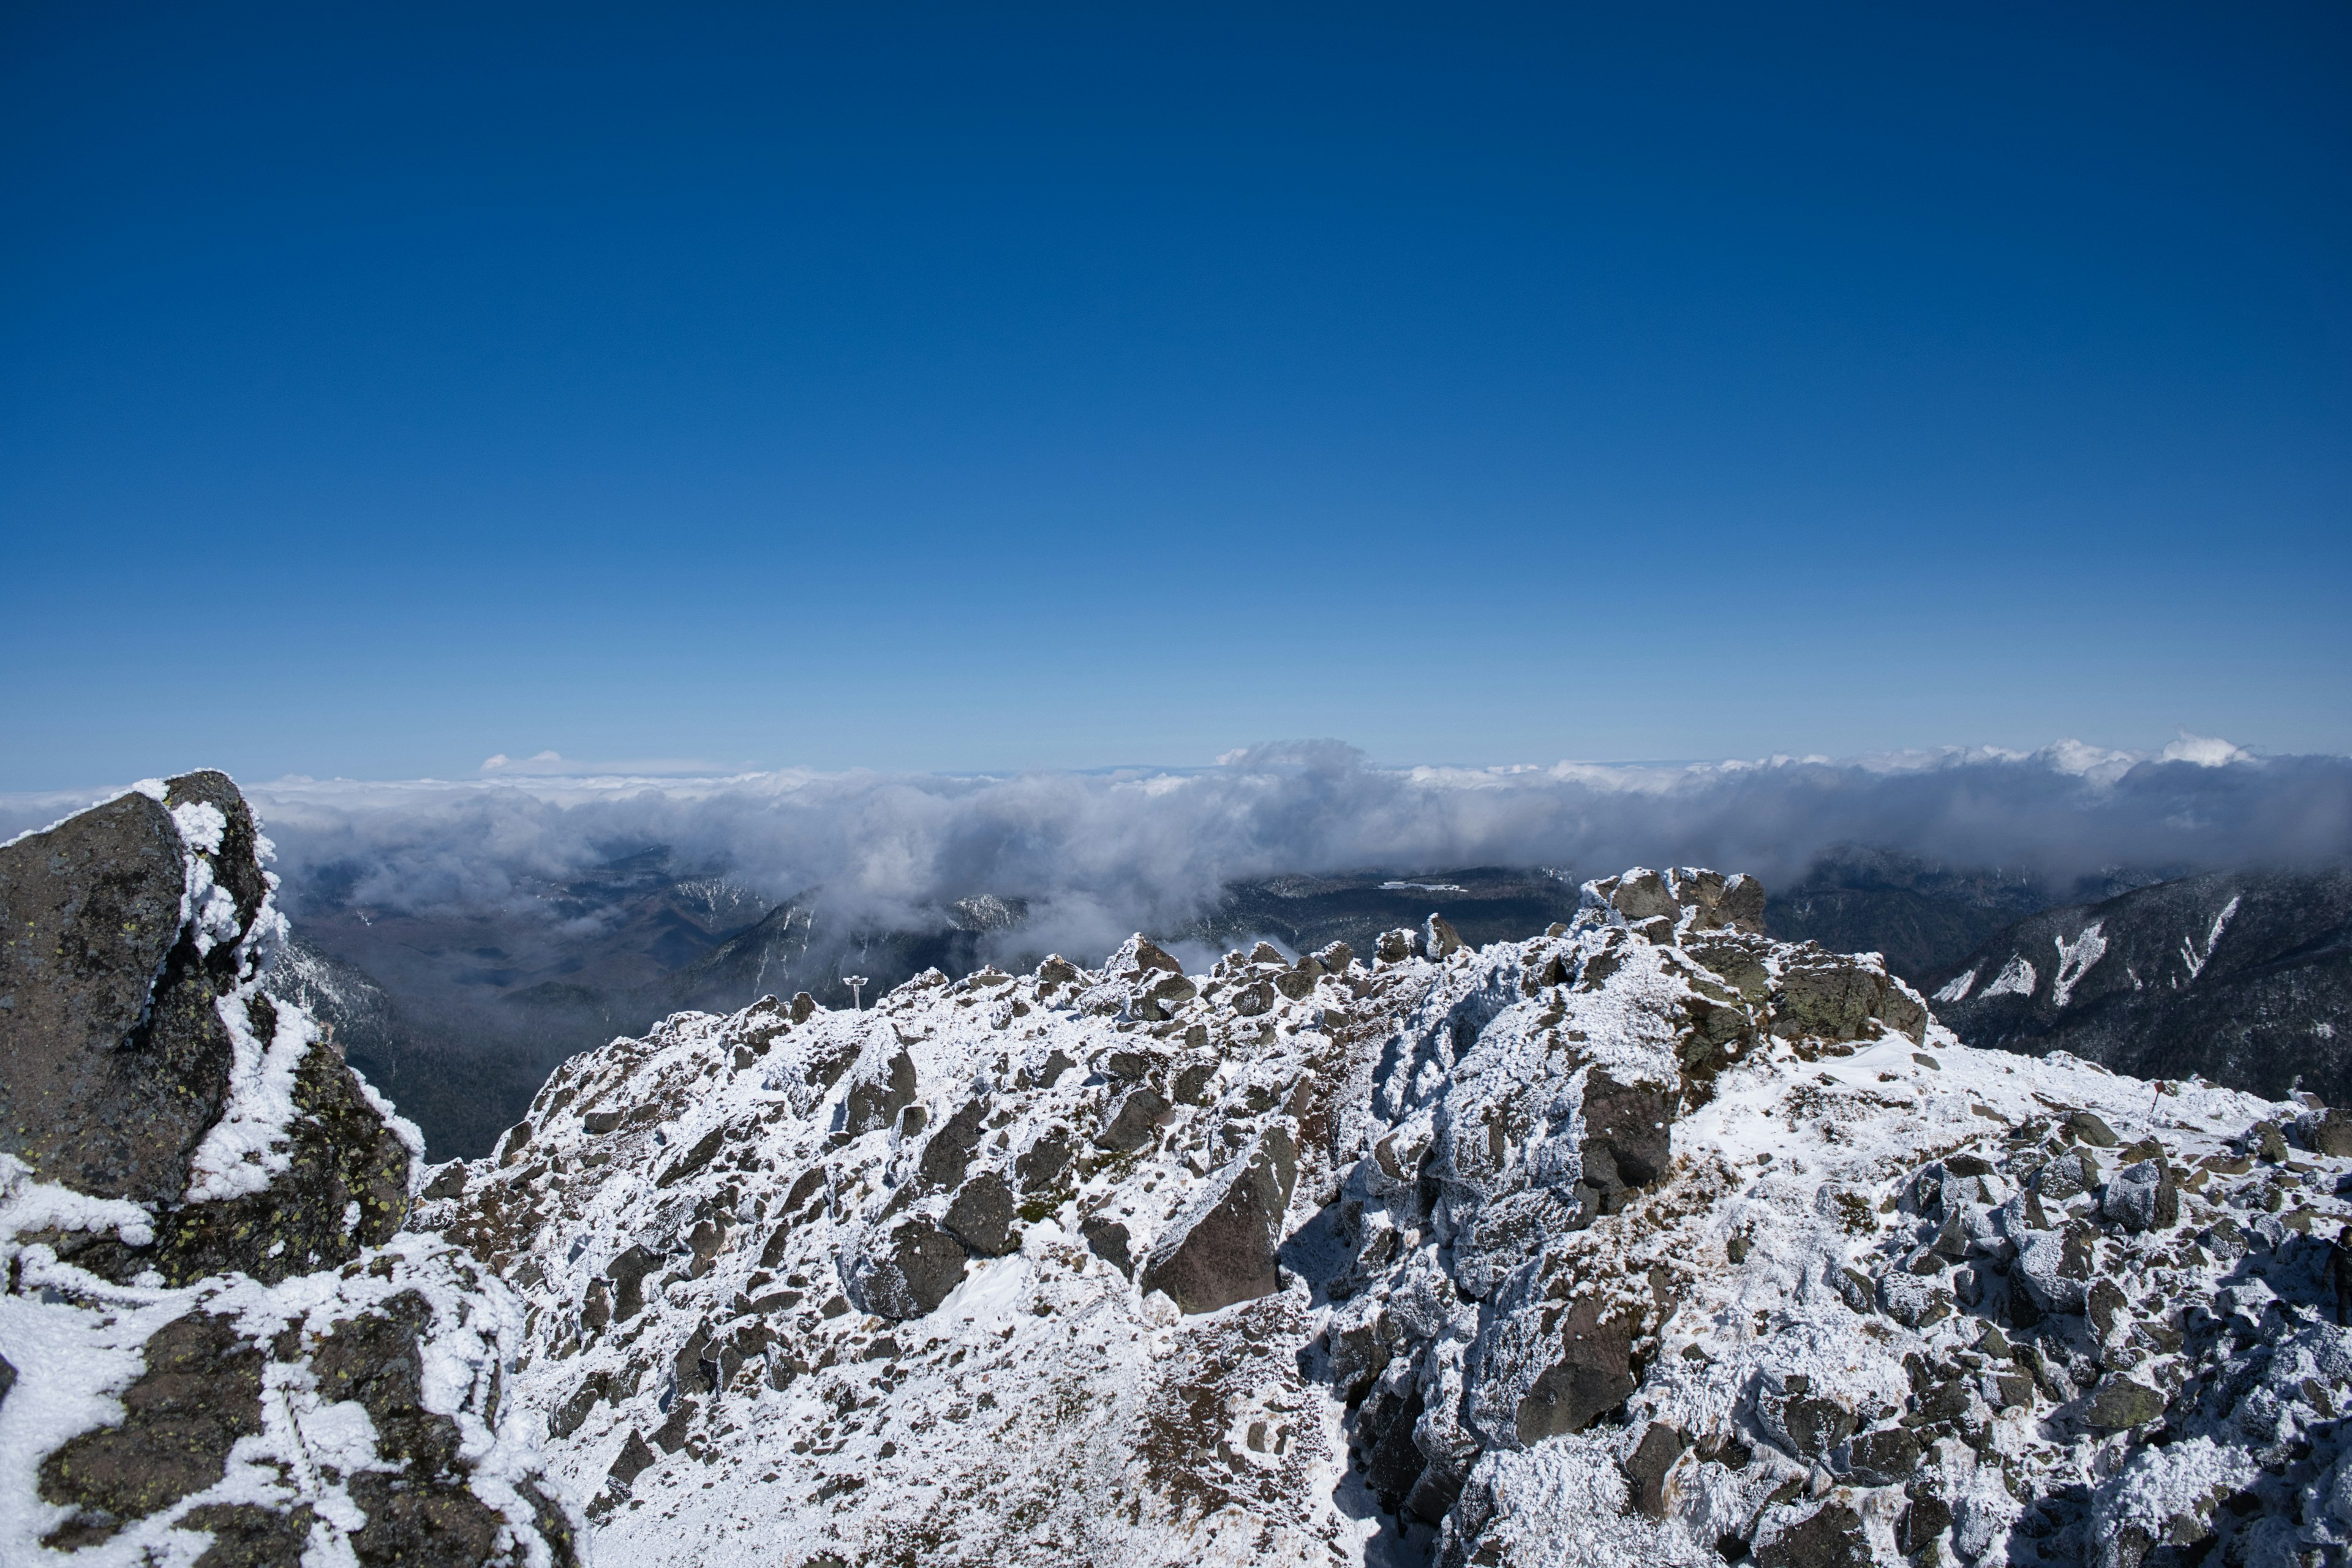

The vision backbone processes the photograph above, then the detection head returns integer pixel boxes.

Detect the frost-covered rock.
[416,862,2352,1567]
[1,777,578,1566]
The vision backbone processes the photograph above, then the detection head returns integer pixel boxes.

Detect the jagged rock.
[392,861,2352,1568]
[0,777,268,1204]
[1140,1123,1296,1313]
[1577,1069,1672,1212]
[920,1096,989,1188]
[37,1309,262,1545]
[2069,1109,2122,1147]
[1841,1425,1920,1483]
[1092,1085,1166,1152]
[1623,1421,1685,1518]
[2082,1379,2166,1431]
[944,1170,1017,1256]
[1081,1215,1134,1277]
[1425,914,1466,958]
[1755,1502,1869,1568]
[1774,946,1926,1042]
[1514,1294,1640,1441]
[842,1046,918,1135]
[845,1215,968,1319]
[608,1428,657,1487]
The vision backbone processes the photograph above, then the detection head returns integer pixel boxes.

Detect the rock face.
[410,859,2352,1568]
[2,780,246,1203]
[1,778,577,1567]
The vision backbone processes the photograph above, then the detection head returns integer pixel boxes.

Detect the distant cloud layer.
[7,736,2346,962]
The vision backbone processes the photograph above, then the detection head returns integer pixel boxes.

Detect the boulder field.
[426,864,2352,1567]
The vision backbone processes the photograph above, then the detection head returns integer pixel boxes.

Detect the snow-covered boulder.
[1,775,578,1566]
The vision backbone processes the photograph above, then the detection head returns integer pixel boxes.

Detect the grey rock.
[2101,1160,2178,1232]
[607,1429,657,1486]
[919,1096,989,1189]
[1756,1502,1869,1568]
[1577,1069,1672,1212]
[37,1309,263,1545]
[1774,946,1923,1043]
[944,1171,1019,1257]
[1623,1421,1685,1518]
[1140,1123,1297,1314]
[1608,870,1679,924]
[1080,1216,1134,1278]
[2081,1379,2165,1431]
[1092,1087,1167,1152]
[0,787,232,1203]
[1015,1126,1073,1194]
[843,1047,919,1136]
[1424,914,1465,959]
[845,1216,968,1320]
[2068,1110,2121,1148]
[1514,1293,1638,1442]
[1840,1426,1920,1483]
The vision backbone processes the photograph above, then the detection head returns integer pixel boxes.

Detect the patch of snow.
[1931,967,1978,1006]
[2050,922,2107,1008]
[2180,894,2241,984]
[1981,953,2037,1000]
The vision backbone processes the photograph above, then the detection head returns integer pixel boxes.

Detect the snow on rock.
[1,774,578,1566]
[421,864,2352,1567]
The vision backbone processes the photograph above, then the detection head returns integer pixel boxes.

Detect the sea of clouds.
[7,734,2346,963]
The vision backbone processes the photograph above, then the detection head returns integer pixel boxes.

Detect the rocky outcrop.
[1,778,576,1566]
[405,859,2352,1568]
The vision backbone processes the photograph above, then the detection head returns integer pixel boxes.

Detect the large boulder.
[1,781,241,1202]
[5,775,414,1285]
[2,778,576,1567]
[844,1215,969,1319]
[1140,1123,1297,1313]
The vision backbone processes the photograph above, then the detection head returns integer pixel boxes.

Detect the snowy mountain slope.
[1928,870,2352,1105]
[427,866,2352,1567]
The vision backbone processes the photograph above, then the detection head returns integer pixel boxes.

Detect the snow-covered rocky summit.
[432,865,2352,1568]
[1,775,579,1567]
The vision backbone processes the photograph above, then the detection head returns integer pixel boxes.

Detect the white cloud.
[3,736,2336,969]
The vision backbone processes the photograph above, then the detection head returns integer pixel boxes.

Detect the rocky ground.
[419,862,2352,1567]
[1,777,579,1566]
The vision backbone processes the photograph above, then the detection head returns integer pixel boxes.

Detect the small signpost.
[843,974,869,1011]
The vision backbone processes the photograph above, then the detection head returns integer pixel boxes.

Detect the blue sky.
[4,3,2347,791]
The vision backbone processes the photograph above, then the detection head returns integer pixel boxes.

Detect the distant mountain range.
[1923,867,2352,1104]
[271,844,2349,1157]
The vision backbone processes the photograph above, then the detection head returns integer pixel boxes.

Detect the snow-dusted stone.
[2,777,578,1567]
[1140,1123,1297,1313]
[394,862,2352,1568]
[844,1215,968,1319]
[5,775,415,1287]
[0,782,237,1203]
[2101,1158,2180,1232]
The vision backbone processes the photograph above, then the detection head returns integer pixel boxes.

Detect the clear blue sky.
[5,3,2347,790]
